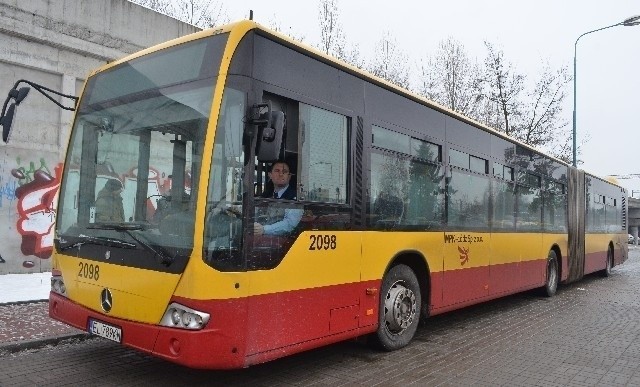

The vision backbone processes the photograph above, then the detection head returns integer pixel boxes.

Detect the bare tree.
[128,0,172,15]
[521,64,572,154]
[479,42,576,161]
[478,42,526,138]
[128,0,228,28]
[369,32,410,89]
[268,17,306,42]
[171,0,228,28]
[316,0,364,69]
[417,37,483,118]
[318,0,341,55]
[548,117,588,165]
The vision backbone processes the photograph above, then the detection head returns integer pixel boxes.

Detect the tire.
[600,247,613,278]
[542,250,558,297]
[372,264,421,351]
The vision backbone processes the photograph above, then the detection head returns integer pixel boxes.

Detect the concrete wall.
[0,0,199,274]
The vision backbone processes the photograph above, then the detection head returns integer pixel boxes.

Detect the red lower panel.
[49,292,159,353]
[49,292,249,369]
[584,251,606,275]
[615,246,627,266]
[441,265,489,307]
[244,326,375,367]
[520,259,546,287]
[432,259,546,314]
[50,281,380,370]
[243,281,378,355]
[489,262,521,296]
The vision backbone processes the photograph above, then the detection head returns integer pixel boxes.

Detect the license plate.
[88,319,122,343]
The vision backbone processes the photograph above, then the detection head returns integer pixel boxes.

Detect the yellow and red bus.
[26,20,627,369]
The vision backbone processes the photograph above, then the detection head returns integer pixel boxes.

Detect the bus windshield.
[55,34,228,272]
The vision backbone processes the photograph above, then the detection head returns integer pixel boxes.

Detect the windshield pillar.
[79,124,98,224]
[135,131,151,222]
[171,136,187,205]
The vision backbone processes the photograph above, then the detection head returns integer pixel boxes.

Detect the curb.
[0,298,48,307]
[0,333,94,355]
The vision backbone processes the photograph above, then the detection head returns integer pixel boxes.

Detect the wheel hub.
[384,281,417,333]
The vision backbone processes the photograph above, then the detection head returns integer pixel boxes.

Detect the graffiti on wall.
[13,160,63,262]
[0,174,18,209]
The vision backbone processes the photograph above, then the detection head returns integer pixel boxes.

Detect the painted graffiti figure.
[95,179,125,222]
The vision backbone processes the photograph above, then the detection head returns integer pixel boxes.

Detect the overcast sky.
[221,1,640,195]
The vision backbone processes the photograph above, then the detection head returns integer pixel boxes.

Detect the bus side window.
[299,103,348,204]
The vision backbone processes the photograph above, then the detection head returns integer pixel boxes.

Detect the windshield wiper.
[59,234,137,251]
[88,223,146,231]
[88,223,174,266]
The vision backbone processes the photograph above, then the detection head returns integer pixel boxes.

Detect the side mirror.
[1,103,16,143]
[1,86,30,144]
[256,110,285,162]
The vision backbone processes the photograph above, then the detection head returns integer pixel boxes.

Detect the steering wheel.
[221,205,242,218]
[206,205,242,238]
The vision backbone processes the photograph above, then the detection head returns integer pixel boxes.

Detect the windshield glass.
[56,34,228,273]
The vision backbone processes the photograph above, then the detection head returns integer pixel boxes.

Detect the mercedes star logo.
[100,288,113,313]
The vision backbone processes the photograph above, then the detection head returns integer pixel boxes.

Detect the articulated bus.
[21,20,627,369]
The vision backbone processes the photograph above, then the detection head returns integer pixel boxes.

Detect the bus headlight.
[51,271,67,297]
[160,302,210,330]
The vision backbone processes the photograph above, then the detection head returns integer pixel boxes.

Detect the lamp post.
[572,15,640,167]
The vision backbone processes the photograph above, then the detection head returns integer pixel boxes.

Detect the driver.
[252,160,302,235]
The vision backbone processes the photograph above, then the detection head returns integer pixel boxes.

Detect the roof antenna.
[249,10,253,20]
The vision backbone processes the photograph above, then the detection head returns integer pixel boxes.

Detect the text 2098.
[308,234,337,250]
[78,262,100,280]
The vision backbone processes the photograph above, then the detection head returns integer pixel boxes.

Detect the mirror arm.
[7,79,78,111]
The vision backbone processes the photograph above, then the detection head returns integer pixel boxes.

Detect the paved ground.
[1,246,639,386]
[0,300,84,352]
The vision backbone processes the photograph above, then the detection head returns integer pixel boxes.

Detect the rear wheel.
[600,247,613,277]
[372,264,421,351]
[542,250,558,297]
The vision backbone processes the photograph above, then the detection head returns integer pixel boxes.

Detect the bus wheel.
[600,247,613,277]
[542,250,558,297]
[373,264,421,351]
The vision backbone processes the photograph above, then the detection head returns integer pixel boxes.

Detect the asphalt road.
[2,247,639,386]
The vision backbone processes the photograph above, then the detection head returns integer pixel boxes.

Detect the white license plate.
[88,319,122,343]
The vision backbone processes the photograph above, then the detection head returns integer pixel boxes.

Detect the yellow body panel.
[173,231,572,301]
[56,254,180,323]
[361,232,444,280]
[443,232,491,271]
[542,233,569,258]
[173,231,362,300]
[585,233,615,254]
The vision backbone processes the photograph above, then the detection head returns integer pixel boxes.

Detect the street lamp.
[572,15,640,167]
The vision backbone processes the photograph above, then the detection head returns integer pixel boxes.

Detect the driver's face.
[269,163,291,190]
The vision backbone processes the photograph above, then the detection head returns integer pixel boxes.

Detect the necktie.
[273,191,279,199]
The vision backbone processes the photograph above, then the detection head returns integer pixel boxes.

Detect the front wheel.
[542,250,558,297]
[372,264,421,351]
